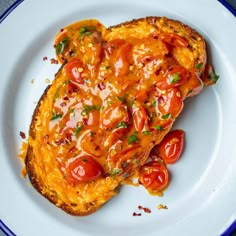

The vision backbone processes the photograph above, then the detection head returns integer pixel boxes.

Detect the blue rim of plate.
[0,0,235,235]
[0,220,16,236]
[0,0,24,24]
[218,0,236,16]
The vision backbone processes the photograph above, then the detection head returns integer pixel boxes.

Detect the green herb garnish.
[79,26,96,37]
[81,105,100,115]
[152,125,163,131]
[56,37,70,55]
[195,63,203,69]
[162,113,172,119]
[50,113,62,121]
[116,121,127,128]
[74,125,83,136]
[117,96,125,102]
[53,87,60,102]
[142,130,151,135]
[110,168,122,178]
[169,73,180,84]
[208,69,220,83]
[128,134,139,144]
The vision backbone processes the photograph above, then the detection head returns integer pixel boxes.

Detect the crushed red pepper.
[50,58,58,64]
[138,205,152,213]
[19,131,26,139]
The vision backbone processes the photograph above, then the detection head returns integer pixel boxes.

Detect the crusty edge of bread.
[107,16,207,75]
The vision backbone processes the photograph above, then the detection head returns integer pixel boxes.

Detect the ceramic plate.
[0,0,236,235]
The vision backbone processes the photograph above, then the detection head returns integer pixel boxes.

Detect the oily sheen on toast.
[25,17,217,216]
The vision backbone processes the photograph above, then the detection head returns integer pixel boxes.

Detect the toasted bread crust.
[107,17,206,74]
[25,17,209,216]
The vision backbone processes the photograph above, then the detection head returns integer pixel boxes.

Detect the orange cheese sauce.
[28,19,204,207]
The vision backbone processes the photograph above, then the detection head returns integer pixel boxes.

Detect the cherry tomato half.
[101,104,129,129]
[155,65,189,90]
[157,88,184,118]
[66,155,104,184]
[64,58,84,84]
[133,106,149,132]
[158,129,185,164]
[138,161,169,192]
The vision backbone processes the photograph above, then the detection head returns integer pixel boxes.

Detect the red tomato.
[64,58,84,84]
[66,155,104,184]
[179,70,203,98]
[80,129,104,157]
[157,88,184,118]
[156,65,190,90]
[133,106,149,132]
[101,104,129,129]
[138,161,169,192]
[135,90,148,102]
[104,127,129,147]
[114,42,133,77]
[159,32,188,47]
[158,129,185,164]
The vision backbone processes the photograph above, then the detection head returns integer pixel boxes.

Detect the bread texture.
[25,17,215,216]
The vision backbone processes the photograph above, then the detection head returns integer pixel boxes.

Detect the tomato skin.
[64,58,84,84]
[158,129,185,164]
[101,104,129,129]
[114,42,133,77]
[138,161,169,192]
[157,88,184,118]
[66,155,104,184]
[159,33,188,47]
[155,65,190,90]
[179,70,203,98]
[133,106,149,132]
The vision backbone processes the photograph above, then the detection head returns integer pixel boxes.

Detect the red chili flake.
[97,82,106,90]
[82,118,88,125]
[19,131,26,139]
[68,83,79,94]
[50,58,59,64]
[43,56,48,61]
[63,96,69,101]
[60,102,67,107]
[133,212,142,216]
[138,205,151,213]
[68,146,77,153]
[60,28,64,32]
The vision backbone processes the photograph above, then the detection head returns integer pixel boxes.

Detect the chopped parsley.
[53,87,60,102]
[50,112,62,121]
[81,105,100,115]
[110,168,122,178]
[161,113,172,119]
[195,63,203,69]
[152,125,163,131]
[56,37,70,55]
[128,134,139,144]
[79,26,96,37]
[142,130,151,135]
[168,73,180,84]
[116,121,128,128]
[208,69,220,83]
[74,125,83,136]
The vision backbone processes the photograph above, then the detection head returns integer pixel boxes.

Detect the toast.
[25,17,217,215]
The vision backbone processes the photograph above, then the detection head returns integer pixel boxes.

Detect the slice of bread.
[25,17,216,215]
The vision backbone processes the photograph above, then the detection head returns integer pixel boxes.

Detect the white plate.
[0,0,236,235]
